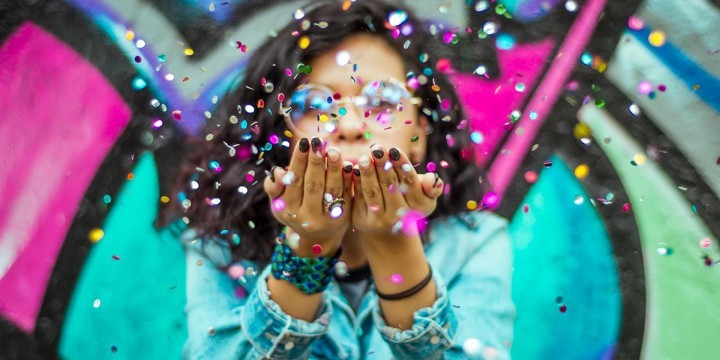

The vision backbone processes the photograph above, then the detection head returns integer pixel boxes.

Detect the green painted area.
[510,155,620,360]
[579,104,720,359]
[59,152,187,360]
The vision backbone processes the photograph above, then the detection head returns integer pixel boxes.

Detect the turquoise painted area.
[579,104,720,359]
[59,153,187,359]
[509,155,621,360]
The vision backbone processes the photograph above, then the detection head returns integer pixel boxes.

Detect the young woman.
[169,0,515,358]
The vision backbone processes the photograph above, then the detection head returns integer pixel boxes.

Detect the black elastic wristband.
[375,264,433,300]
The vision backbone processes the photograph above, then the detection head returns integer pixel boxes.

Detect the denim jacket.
[182,211,515,359]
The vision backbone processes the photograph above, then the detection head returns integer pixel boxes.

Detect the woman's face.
[286,33,428,165]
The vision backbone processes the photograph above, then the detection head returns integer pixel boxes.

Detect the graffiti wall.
[1,0,718,358]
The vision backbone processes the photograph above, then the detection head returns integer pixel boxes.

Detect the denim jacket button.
[284,341,295,350]
[430,335,441,344]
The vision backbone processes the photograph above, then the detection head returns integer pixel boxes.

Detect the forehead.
[305,33,407,93]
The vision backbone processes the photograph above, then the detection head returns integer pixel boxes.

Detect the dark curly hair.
[158,0,488,266]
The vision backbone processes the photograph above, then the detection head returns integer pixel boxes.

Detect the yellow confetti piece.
[342,0,352,10]
[574,164,590,179]
[573,122,592,139]
[648,30,666,47]
[160,196,170,203]
[466,200,478,210]
[431,84,440,92]
[284,130,294,138]
[88,228,105,243]
[298,36,310,49]
[633,153,646,165]
[125,31,135,41]
[319,114,329,122]
[184,48,195,56]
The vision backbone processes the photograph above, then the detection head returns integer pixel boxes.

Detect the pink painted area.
[449,39,555,167]
[487,0,607,199]
[0,22,131,332]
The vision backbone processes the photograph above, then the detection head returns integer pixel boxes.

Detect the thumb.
[420,172,444,199]
[263,166,286,199]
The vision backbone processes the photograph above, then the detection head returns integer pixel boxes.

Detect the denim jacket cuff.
[239,265,334,358]
[371,269,458,356]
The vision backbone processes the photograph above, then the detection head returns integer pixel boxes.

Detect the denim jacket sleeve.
[182,230,334,359]
[370,212,516,359]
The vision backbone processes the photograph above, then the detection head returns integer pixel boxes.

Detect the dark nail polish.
[265,169,274,183]
[299,138,309,153]
[353,168,361,176]
[389,148,400,161]
[344,165,353,173]
[311,137,322,153]
[433,173,440,187]
[372,148,384,159]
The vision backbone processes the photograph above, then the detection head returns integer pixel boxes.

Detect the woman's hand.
[263,137,354,257]
[351,147,444,243]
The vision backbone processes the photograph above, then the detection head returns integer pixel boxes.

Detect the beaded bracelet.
[376,264,433,300]
[270,231,342,295]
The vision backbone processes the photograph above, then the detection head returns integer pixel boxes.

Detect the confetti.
[574,164,589,179]
[648,30,666,47]
[699,238,711,248]
[132,77,147,90]
[272,198,286,212]
[88,228,104,243]
[298,36,310,49]
[463,338,483,357]
[628,16,645,31]
[388,10,408,27]
[312,244,322,255]
[335,50,351,66]
[524,171,538,183]
[401,209,426,236]
[481,192,499,209]
[466,200,478,210]
[335,262,349,277]
[389,273,404,285]
[622,203,632,212]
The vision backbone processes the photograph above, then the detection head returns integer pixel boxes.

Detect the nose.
[333,102,366,142]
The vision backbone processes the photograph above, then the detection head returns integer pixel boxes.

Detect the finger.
[324,147,346,218]
[352,165,367,218]
[389,147,429,210]
[420,172,444,199]
[358,154,383,213]
[263,166,286,199]
[301,137,327,214]
[342,161,354,204]
[283,137,310,207]
[371,147,405,211]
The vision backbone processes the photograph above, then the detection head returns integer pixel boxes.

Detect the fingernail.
[353,168,361,176]
[358,156,371,168]
[389,148,400,161]
[372,148,384,159]
[311,137,322,153]
[344,164,353,173]
[299,138,309,153]
[328,148,340,162]
[433,173,440,187]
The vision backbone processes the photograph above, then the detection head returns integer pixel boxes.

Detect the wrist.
[271,229,343,295]
[284,226,342,257]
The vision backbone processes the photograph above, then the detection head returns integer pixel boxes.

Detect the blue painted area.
[59,153,187,359]
[509,155,621,360]
[629,27,720,112]
[500,0,565,22]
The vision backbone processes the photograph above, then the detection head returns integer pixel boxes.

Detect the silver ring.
[323,193,345,218]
